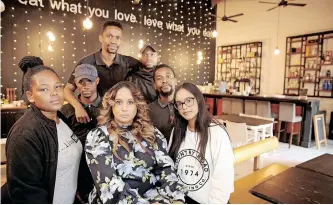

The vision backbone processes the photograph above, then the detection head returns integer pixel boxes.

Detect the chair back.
[226,121,248,148]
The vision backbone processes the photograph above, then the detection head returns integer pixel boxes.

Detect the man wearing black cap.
[126,43,159,103]
[60,64,101,203]
[64,20,140,124]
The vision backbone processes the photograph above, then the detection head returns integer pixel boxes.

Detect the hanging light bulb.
[197,60,201,64]
[197,51,203,56]
[198,55,203,61]
[212,30,218,38]
[138,53,142,58]
[83,17,93,30]
[274,47,280,55]
[48,45,54,52]
[138,40,144,49]
[47,31,55,42]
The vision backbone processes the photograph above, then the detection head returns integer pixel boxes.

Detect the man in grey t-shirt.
[148,64,177,142]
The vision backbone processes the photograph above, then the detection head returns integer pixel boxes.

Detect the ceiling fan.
[259,0,307,11]
[208,0,244,23]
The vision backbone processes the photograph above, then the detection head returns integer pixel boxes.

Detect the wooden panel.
[250,167,333,204]
[296,154,333,178]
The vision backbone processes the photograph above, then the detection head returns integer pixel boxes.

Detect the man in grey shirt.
[149,64,177,142]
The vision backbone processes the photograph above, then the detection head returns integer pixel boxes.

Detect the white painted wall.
[215,0,333,129]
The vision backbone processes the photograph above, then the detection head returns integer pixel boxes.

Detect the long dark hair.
[169,83,224,159]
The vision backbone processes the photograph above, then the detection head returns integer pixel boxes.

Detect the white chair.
[231,99,243,115]
[244,100,257,115]
[226,121,253,148]
[277,102,302,148]
[222,98,233,114]
[239,113,274,139]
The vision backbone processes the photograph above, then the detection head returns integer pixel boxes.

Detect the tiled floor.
[234,140,333,180]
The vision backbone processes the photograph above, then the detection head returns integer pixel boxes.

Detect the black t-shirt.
[126,65,157,104]
[148,98,175,142]
[68,50,140,97]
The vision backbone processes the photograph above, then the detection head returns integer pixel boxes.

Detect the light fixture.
[197,60,201,64]
[138,40,144,49]
[83,17,93,30]
[212,30,218,38]
[47,31,55,42]
[274,8,280,55]
[48,45,54,52]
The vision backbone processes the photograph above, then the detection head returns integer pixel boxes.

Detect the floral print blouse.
[85,126,186,204]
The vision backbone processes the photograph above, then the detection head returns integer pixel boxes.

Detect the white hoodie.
[168,123,234,204]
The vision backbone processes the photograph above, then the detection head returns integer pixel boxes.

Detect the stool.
[244,100,257,115]
[222,98,232,114]
[231,99,243,115]
[277,102,302,148]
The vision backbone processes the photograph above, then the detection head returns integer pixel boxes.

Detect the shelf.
[304,55,320,58]
[302,69,320,71]
[320,63,333,66]
[319,76,333,79]
[303,81,316,83]
[290,40,303,43]
[218,41,262,95]
[322,36,333,40]
[305,43,320,46]
[319,90,332,92]
[289,65,303,67]
[286,76,300,79]
[287,52,304,55]
[287,88,299,90]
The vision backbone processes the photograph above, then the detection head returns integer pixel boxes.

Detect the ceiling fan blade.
[227,13,244,18]
[259,1,278,4]
[228,19,238,23]
[267,5,280,11]
[288,3,306,6]
[208,13,225,19]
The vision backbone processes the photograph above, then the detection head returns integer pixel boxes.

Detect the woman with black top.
[4,56,82,203]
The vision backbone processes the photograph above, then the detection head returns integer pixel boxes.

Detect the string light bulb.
[138,40,144,49]
[274,47,280,55]
[212,30,218,38]
[83,17,93,30]
[47,31,55,42]
[48,45,54,52]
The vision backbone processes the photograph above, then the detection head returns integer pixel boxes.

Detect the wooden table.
[215,114,274,141]
[250,167,333,204]
[296,153,333,178]
[230,163,289,204]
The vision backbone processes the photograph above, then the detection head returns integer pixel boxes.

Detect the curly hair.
[98,81,155,159]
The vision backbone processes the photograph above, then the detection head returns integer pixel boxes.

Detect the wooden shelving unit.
[284,30,333,98]
[217,42,262,94]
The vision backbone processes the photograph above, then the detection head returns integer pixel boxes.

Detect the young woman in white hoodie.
[168,82,234,204]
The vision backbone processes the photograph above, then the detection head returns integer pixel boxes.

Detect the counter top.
[203,92,319,105]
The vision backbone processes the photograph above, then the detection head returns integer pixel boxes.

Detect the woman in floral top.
[85,81,186,204]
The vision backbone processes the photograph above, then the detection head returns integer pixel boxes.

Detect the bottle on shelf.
[323,80,328,90]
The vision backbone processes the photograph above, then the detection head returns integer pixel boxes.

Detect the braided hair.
[18,56,58,99]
